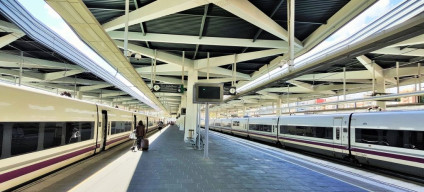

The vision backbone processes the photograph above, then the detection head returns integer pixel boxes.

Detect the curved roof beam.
[108,31,288,49]
[103,0,209,32]
[195,49,284,70]
[212,0,302,47]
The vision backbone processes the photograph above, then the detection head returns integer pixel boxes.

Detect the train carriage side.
[134,113,148,130]
[350,111,424,177]
[97,105,133,150]
[278,114,350,158]
[200,118,205,128]
[220,118,232,134]
[0,83,98,191]
[208,119,216,130]
[147,116,159,133]
[212,119,222,132]
[247,117,278,143]
[231,118,249,137]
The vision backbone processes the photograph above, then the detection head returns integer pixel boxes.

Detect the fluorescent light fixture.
[238,0,423,94]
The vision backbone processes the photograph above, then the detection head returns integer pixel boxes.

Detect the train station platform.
[16,125,423,192]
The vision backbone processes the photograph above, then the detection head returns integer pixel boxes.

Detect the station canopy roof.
[1,0,423,114]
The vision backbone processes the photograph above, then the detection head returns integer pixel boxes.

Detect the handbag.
[129,132,137,140]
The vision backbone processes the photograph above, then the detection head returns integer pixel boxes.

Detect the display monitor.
[193,83,223,103]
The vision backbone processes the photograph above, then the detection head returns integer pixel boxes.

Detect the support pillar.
[276,98,282,116]
[123,0,130,57]
[179,95,186,131]
[77,91,83,100]
[287,0,295,71]
[184,69,198,142]
[376,77,386,110]
[243,105,247,117]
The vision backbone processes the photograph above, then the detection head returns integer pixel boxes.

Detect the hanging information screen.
[193,83,223,103]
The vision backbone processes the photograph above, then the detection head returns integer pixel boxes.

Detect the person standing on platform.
[136,121,146,150]
[158,121,164,131]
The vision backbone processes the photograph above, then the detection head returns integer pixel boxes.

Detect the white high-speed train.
[0,83,161,191]
[203,112,424,177]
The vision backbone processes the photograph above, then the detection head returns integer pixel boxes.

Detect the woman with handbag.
[136,120,146,150]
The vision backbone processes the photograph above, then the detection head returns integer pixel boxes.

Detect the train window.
[44,123,63,149]
[111,121,131,135]
[214,123,221,127]
[222,122,231,128]
[111,122,117,134]
[80,122,94,141]
[66,122,81,144]
[12,123,39,156]
[355,128,423,150]
[249,124,272,132]
[125,122,131,132]
[1,121,94,160]
[355,129,379,144]
[409,131,424,150]
[232,121,240,126]
[280,125,333,140]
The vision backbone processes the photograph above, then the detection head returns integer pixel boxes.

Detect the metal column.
[123,0,130,58]
[287,0,295,70]
[204,103,209,159]
[19,51,23,86]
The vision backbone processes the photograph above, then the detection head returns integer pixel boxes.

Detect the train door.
[101,110,108,151]
[146,116,149,133]
[333,118,343,153]
[341,117,349,154]
[134,115,137,130]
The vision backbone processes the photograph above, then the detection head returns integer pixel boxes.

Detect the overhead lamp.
[134,53,142,60]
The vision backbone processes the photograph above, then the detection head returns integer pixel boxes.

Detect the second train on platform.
[202,112,424,177]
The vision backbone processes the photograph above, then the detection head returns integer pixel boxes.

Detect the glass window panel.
[44,122,63,149]
[249,124,272,132]
[11,123,39,156]
[110,121,131,135]
[410,131,423,150]
[66,122,80,144]
[111,122,116,134]
[325,127,333,139]
[125,122,131,132]
[355,129,379,144]
[81,122,93,141]
[281,125,333,140]
[356,128,423,150]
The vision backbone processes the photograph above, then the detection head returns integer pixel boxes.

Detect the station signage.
[152,84,184,93]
